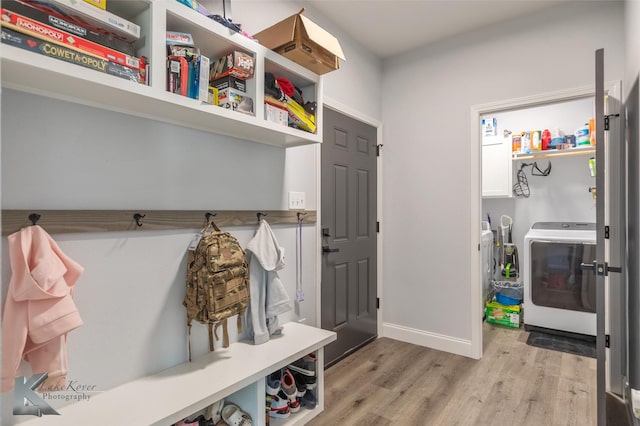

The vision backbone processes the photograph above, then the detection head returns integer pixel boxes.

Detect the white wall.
[625,0,640,89]
[0,1,383,422]
[381,1,624,356]
[0,89,313,423]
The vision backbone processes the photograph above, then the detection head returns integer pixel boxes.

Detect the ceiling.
[301,0,580,58]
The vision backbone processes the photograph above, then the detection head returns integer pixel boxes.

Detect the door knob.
[322,246,339,254]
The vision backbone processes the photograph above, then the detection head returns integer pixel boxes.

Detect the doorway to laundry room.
[474,73,626,424]
[480,94,598,337]
[475,88,600,382]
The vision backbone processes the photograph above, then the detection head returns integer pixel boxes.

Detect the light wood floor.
[309,323,596,426]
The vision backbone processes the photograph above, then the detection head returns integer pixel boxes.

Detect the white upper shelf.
[0,0,323,148]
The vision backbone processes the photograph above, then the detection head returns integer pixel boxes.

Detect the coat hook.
[28,213,41,226]
[297,212,306,221]
[257,212,267,222]
[205,212,217,222]
[133,213,145,227]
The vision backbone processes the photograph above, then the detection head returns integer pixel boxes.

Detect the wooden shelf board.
[513,146,596,161]
[1,209,317,235]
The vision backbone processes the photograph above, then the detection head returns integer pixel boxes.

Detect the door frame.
[316,96,383,338]
[470,83,618,359]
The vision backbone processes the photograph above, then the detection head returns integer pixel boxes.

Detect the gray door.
[624,64,640,424]
[321,107,377,366]
[593,49,627,425]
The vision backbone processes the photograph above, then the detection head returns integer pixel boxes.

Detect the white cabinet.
[482,134,513,198]
[1,0,322,148]
[20,322,336,426]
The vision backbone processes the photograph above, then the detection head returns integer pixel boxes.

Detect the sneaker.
[281,369,298,402]
[287,353,316,377]
[278,389,301,414]
[267,394,290,419]
[204,398,224,424]
[291,370,316,390]
[289,371,308,397]
[266,370,281,396]
[221,403,252,426]
[300,390,317,409]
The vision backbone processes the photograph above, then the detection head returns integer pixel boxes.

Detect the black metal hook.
[133,213,145,227]
[257,212,267,222]
[29,213,41,226]
[205,212,217,222]
[297,212,306,222]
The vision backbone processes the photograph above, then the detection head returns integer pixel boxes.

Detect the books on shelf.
[167,53,210,102]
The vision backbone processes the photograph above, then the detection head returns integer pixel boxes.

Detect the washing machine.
[523,222,596,336]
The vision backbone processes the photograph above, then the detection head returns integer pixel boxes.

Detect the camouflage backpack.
[184,220,250,361]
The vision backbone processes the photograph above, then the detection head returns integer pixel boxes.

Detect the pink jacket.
[1,225,84,392]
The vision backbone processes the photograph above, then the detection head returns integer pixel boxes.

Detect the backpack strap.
[222,319,230,348]
[187,323,193,362]
[208,323,215,352]
[201,218,221,234]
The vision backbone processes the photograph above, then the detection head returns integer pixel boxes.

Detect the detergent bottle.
[575,123,590,146]
[541,129,551,150]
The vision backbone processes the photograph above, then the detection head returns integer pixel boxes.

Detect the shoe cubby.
[1,0,322,147]
[18,322,334,425]
[266,350,324,426]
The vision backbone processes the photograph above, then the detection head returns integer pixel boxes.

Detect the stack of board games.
[209,51,255,115]
[166,31,210,103]
[0,0,146,84]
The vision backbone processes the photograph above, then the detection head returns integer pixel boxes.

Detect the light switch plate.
[288,191,306,210]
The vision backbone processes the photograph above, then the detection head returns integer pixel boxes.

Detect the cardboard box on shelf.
[210,75,246,93]
[485,300,521,328]
[253,8,345,75]
[265,103,288,127]
[218,88,253,115]
[286,98,316,133]
[83,0,106,9]
[210,51,254,80]
[208,86,219,105]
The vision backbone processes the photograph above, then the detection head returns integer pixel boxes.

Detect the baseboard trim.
[382,322,474,358]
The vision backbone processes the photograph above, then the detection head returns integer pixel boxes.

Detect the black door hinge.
[376,144,383,156]
[605,334,610,348]
[604,113,620,131]
[376,297,380,309]
[376,221,380,233]
[605,226,610,239]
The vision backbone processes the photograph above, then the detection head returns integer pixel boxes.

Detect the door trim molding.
[320,96,383,337]
[470,82,620,360]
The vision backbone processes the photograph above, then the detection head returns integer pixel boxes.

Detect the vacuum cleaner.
[499,215,519,279]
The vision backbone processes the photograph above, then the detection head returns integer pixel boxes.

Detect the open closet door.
[592,48,627,425]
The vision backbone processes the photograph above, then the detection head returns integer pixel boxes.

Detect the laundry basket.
[492,280,523,306]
